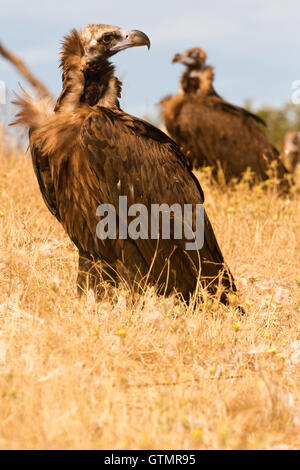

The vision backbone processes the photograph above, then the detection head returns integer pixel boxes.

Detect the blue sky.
[0,0,299,119]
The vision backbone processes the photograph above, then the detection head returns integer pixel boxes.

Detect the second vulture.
[159,48,289,186]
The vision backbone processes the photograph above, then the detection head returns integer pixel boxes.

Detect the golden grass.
[0,128,300,450]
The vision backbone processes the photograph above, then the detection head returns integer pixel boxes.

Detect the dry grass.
[0,127,300,450]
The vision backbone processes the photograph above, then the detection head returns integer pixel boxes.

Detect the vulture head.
[172,48,207,70]
[171,47,214,96]
[80,24,150,62]
[57,24,150,109]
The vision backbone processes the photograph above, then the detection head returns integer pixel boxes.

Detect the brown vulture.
[12,25,236,303]
[281,131,300,174]
[158,48,289,185]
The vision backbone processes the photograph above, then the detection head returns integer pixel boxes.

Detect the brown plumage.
[159,48,289,185]
[12,26,236,303]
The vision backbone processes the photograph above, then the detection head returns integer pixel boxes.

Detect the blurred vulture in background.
[12,25,236,303]
[159,48,289,186]
[281,132,300,174]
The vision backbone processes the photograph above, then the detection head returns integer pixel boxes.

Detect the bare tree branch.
[0,41,53,100]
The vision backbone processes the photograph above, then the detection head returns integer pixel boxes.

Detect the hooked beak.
[172,53,196,66]
[110,29,151,53]
[172,53,181,63]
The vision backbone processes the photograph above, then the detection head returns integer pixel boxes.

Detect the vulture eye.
[100,33,115,44]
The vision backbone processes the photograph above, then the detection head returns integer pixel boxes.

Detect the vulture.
[281,131,300,174]
[159,48,289,185]
[12,25,236,303]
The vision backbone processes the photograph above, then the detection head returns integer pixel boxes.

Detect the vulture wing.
[31,141,61,222]
[215,100,267,127]
[168,95,287,182]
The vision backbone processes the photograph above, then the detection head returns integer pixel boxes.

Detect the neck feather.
[81,60,122,108]
[55,30,122,112]
[180,65,215,96]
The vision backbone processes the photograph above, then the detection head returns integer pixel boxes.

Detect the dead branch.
[0,41,53,100]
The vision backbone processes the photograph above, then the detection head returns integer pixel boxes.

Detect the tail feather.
[11,84,54,130]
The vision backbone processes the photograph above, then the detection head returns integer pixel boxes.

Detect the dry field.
[0,127,299,450]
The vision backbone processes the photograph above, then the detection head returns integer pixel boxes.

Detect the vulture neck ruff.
[180,66,215,97]
[82,61,122,108]
[55,29,122,113]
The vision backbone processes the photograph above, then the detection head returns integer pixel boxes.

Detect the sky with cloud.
[0,0,299,118]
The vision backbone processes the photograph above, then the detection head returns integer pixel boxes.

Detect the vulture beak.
[172,53,196,66]
[172,53,181,63]
[110,29,151,53]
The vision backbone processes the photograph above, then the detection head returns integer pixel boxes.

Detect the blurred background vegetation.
[244,100,300,151]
